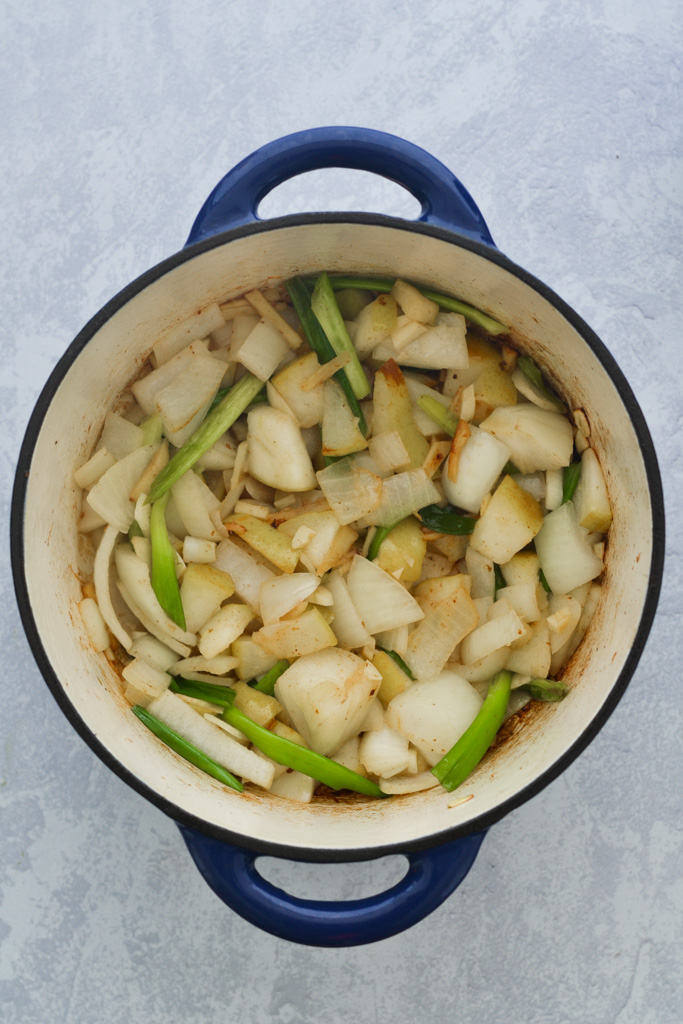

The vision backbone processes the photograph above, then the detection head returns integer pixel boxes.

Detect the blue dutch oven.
[11,128,664,946]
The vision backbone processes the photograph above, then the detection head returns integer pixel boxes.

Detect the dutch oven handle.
[179,825,486,947]
[186,126,496,246]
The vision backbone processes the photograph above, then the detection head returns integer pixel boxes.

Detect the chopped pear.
[573,447,612,533]
[321,379,368,457]
[390,279,439,325]
[223,513,299,574]
[372,650,412,707]
[252,606,338,659]
[353,295,398,357]
[470,474,544,564]
[375,516,427,582]
[372,360,429,469]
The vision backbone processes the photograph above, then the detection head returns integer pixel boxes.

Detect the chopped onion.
[78,597,110,652]
[115,543,197,648]
[198,604,254,659]
[234,318,291,381]
[386,671,482,766]
[379,771,441,795]
[247,406,317,492]
[93,525,132,651]
[99,412,144,460]
[325,570,373,650]
[172,470,223,542]
[367,430,411,472]
[214,538,276,610]
[359,727,411,778]
[364,468,440,527]
[152,304,226,365]
[480,404,573,474]
[404,584,478,681]
[259,573,321,625]
[146,691,274,788]
[74,446,117,490]
[534,501,604,595]
[155,351,226,448]
[316,458,382,526]
[86,444,157,533]
[346,555,424,635]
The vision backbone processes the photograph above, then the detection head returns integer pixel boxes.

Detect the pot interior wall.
[22,221,654,855]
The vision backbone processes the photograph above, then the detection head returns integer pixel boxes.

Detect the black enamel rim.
[11,212,665,864]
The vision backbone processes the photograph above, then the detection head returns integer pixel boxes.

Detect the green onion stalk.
[251,659,290,695]
[367,522,399,561]
[221,705,386,798]
[286,277,368,436]
[169,678,236,707]
[562,462,581,504]
[417,395,458,436]
[304,275,509,336]
[521,678,569,702]
[150,492,186,629]
[310,272,371,401]
[147,372,265,503]
[432,670,512,792]
[378,648,414,680]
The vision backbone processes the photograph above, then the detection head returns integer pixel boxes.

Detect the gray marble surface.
[2,2,681,1022]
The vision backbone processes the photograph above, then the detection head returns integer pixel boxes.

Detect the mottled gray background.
[2,1,681,1022]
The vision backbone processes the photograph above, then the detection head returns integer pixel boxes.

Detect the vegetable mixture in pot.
[75,273,612,803]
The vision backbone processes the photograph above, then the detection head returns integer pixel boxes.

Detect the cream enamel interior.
[22,221,654,854]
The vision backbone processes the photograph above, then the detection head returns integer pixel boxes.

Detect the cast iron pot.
[11,127,664,947]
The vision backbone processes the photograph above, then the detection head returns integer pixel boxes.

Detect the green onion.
[431,670,512,792]
[562,462,581,504]
[132,705,244,792]
[221,705,387,797]
[128,519,144,540]
[520,678,569,702]
[310,272,371,400]
[169,678,236,707]
[503,460,520,475]
[417,504,476,535]
[539,568,552,594]
[367,523,399,561]
[286,277,367,436]
[150,492,186,629]
[307,275,509,336]
[378,647,414,680]
[141,413,163,446]
[493,563,506,596]
[518,355,564,409]
[209,387,268,415]
[417,395,458,436]
[251,659,290,695]
[147,373,265,503]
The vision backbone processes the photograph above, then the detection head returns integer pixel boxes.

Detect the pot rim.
[11,212,666,863]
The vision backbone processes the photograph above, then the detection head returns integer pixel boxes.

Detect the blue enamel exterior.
[186,126,496,246]
[179,126,496,945]
[180,825,487,947]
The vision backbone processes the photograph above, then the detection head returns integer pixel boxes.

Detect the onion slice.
[93,525,132,651]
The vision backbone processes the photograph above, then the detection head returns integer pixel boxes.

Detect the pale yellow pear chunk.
[470,474,544,564]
